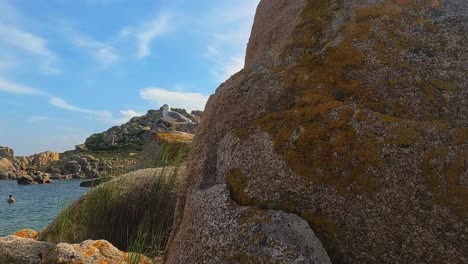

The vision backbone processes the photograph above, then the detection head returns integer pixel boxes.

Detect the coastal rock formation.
[45,154,101,179]
[166,1,467,263]
[17,172,52,185]
[0,108,200,181]
[29,151,60,167]
[0,149,60,181]
[0,147,14,159]
[0,235,152,264]
[83,108,201,152]
[0,158,15,172]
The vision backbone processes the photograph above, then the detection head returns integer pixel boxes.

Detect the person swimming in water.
[7,194,15,203]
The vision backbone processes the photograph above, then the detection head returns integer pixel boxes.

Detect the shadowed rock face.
[165,0,467,263]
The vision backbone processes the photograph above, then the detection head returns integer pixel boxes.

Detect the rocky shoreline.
[0,230,153,264]
[0,108,201,185]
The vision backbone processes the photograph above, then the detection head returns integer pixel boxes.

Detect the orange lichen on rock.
[13,229,39,240]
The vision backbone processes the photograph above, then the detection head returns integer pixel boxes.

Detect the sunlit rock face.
[165,0,467,263]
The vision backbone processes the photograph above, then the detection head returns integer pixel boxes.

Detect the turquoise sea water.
[0,180,88,236]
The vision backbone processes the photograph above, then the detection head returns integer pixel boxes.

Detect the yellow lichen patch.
[155,132,194,145]
[386,125,421,146]
[421,146,468,218]
[227,253,259,264]
[422,146,449,189]
[455,128,468,145]
[303,210,341,263]
[226,168,251,205]
[445,152,468,218]
[255,105,381,195]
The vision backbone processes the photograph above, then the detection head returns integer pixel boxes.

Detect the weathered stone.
[29,151,59,167]
[17,175,36,185]
[0,235,152,264]
[0,146,14,159]
[0,235,55,264]
[51,240,152,264]
[0,158,14,172]
[16,172,51,184]
[165,1,468,263]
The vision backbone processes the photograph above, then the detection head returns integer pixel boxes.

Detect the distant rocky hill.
[81,108,200,152]
[0,107,202,182]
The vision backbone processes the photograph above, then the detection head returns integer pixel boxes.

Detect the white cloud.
[114,109,142,124]
[120,109,142,119]
[0,78,124,123]
[0,23,59,74]
[71,33,119,67]
[140,87,208,111]
[136,12,173,59]
[49,97,113,121]
[0,78,44,95]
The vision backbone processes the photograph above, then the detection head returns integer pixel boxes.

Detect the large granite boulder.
[0,158,14,172]
[29,151,59,167]
[165,1,467,263]
[0,171,20,180]
[0,235,152,264]
[17,172,51,185]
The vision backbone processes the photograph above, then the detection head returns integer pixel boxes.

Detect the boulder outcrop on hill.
[29,151,59,167]
[0,146,14,159]
[0,107,201,181]
[83,108,201,152]
[165,0,467,263]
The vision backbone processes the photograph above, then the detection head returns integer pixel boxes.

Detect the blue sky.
[0,0,259,155]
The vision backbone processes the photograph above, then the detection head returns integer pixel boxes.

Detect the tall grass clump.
[42,145,187,261]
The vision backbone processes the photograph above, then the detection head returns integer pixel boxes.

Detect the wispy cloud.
[0,78,44,95]
[0,78,117,122]
[71,33,120,67]
[49,97,113,121]
[0,23,59,74]
[203,0,259,82]
[136,12,173,59]
[140,87,208,111]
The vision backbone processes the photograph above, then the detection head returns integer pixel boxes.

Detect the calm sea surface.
[0,180,88,236]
